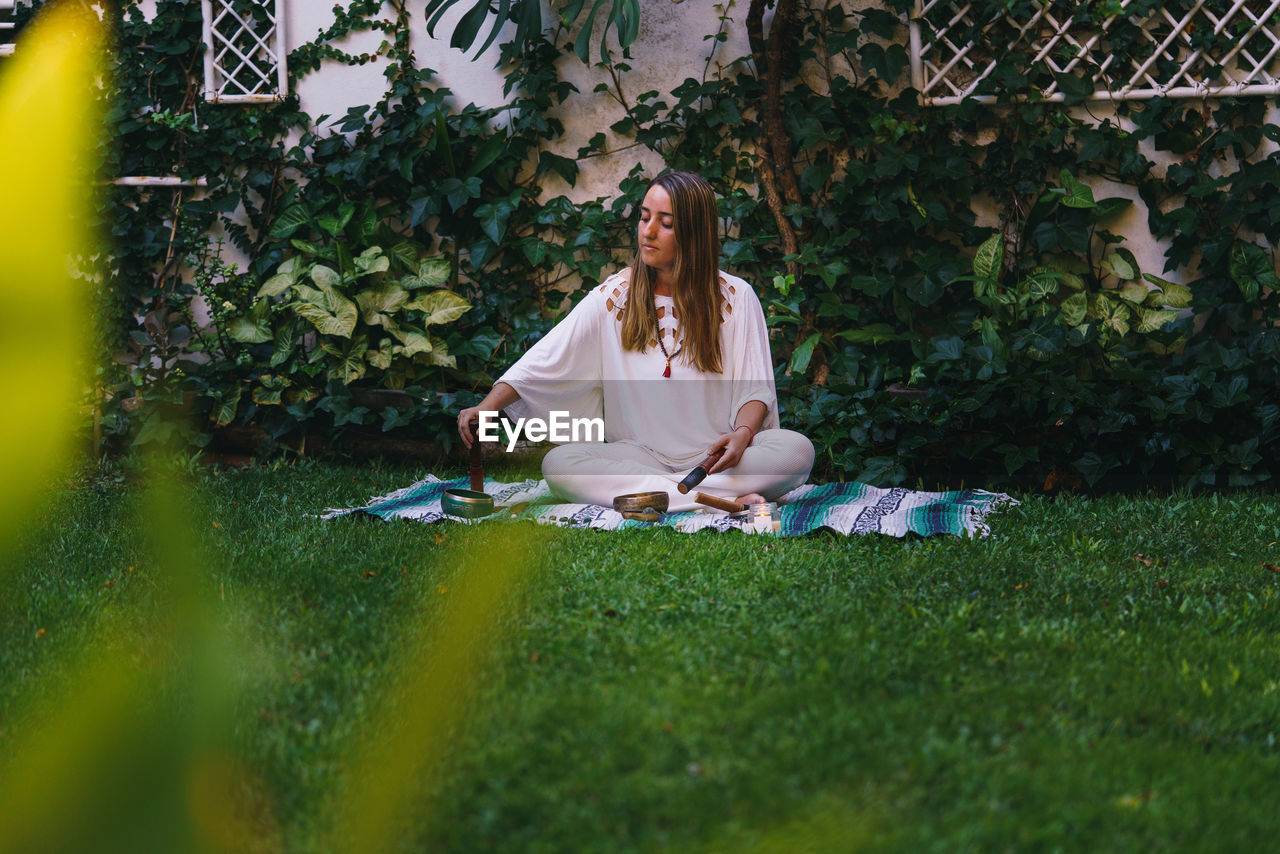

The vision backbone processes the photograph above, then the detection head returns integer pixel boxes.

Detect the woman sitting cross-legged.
[456,170,814,513]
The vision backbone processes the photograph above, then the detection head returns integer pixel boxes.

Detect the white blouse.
[497,268,779,468]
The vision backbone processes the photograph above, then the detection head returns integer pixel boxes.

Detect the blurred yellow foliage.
[0,7,544,853]
[0,0,102,567]
[331,526,547,852]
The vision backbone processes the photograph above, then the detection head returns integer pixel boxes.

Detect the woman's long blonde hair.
[621,171,723,374]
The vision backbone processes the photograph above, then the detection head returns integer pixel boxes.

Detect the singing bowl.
[441,488,495,519]
[613,490,669,522]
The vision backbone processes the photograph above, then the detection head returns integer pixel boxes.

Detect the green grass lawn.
[3,458,1279,852]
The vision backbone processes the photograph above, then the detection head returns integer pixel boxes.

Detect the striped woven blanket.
[322,475,1017,538]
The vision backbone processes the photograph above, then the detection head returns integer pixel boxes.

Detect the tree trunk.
[747,0,804,279]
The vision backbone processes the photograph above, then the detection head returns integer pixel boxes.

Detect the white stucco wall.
[274,0,1187,282]
[177,0,769,293]
[279,1,764,203]
[131,0,1252,289]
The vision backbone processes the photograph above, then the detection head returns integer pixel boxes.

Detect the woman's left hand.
[706,426,753,474]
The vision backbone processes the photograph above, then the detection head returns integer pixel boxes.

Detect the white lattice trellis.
[1,0,18,58]
[910,0,1280,105]
[201,0,287,104]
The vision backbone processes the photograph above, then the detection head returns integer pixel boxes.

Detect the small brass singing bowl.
[441,488,494,519]
[613,490,669,522]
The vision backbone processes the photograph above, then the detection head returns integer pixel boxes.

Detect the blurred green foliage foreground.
[2,4,1279,851]
[4,458,1280,852]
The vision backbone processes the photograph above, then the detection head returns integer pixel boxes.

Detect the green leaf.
[928,335,963,362]
[1155,279,1192,309]
[366,338,395,370]
[227,299,272,344]
[1025,269,1060,301]
[210,385,241,427]
[259,257,303,298]
[316,201,355,237]
[451,0,491,52]
[442,177,481,211]
[1068,322,1096,347]
[522,239,549,266]
[1059,168,1096,208]
[356,282,409,325]
[560,0,588,25]
[311,265,341,289]
[269,319,300,367]
[573,0,611,62]
[1090,196,1132,222]
[252,384,283,406]
[290,239,331,259]
[835,324,906,345]
[620,0,641,47]
[977,317,1003,356]
[518,0,543,49]
[1134,306,1180,333]
[1097,298,1131,335]
[848,274,894,296]
[285,388,319,408]
[402,256,451,290]
[1119,282,1148,304]
[291,283,359,338]
[475,197,516,245]
[973,234,1003,281]
[537,150,579,186]
[1211,374,1249,408]
[258,271,296,299]
[1054,70,1095,105]
[789,333,821,375]
[1001,443,1038,476]
[464,135,508,180]
[321,335,369,384]
[353,245,389,277]
[424,337,456,368]
[473,0,513,56]
[1031,221,1088,254]
[1074,451,1116,487]
[389,323,433,357]
[963,273,1000,301]
[269,204,312,239]
[335,242,354,281]
[1100,252,1135,281]
[388,241,423,270]
[1058,271,1085,290]
[1228,241,1277,302]
[1059,292,1087,327]
[406,289,471,325]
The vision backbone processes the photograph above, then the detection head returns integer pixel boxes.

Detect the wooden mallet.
[468,418,483,493]
[676,447,725,494]
[693,492,746,513]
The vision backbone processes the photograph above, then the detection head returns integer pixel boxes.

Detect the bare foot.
[736,493,766,505]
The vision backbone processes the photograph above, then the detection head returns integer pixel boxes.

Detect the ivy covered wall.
[20,0,1280,490]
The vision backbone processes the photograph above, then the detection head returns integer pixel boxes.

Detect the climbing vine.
[25,0,1280,489]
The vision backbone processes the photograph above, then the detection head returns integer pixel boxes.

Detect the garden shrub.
[36,0,1280,488]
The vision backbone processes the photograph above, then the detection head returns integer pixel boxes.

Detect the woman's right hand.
[457,406,483,449]
[457,383,520,450]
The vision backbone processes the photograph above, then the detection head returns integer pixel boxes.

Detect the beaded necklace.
[656,333,682,378]
[653,289,682,377]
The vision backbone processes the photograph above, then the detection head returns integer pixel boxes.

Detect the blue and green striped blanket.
[323,475,1017,538]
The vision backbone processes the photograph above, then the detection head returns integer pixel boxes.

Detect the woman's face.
[638,184,677,274]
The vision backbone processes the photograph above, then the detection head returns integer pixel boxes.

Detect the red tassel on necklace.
[657,327,680,378]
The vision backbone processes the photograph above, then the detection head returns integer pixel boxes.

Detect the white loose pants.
[542,429,815,512]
